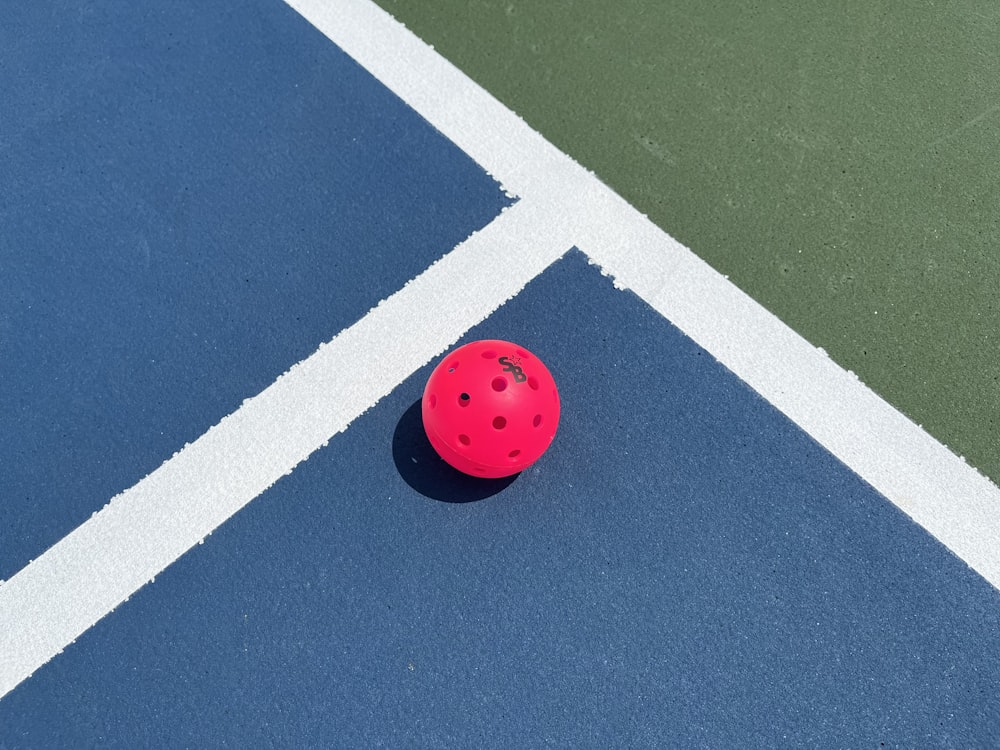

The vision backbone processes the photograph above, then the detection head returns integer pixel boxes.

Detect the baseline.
[290,0,1000,589]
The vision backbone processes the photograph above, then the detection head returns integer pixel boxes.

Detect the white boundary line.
[288,2,1000,589]
[2,0,998,701]
[575,195,1000,591]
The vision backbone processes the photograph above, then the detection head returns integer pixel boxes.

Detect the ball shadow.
[392,399,519,503]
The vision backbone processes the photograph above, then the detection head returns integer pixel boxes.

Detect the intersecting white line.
[0,200,574,698]
[2,0,999,702]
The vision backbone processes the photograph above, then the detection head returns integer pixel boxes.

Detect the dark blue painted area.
[0,0,511,579]
[3,252,998,748]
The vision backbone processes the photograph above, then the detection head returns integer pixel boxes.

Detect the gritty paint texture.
[1,0,998,704]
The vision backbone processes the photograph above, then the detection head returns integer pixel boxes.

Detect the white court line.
[3,0,999,702]
[0,200,574,699]
[288,2,1000,590]
[574,195,1000,593]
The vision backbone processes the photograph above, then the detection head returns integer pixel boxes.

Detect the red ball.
[422,339,560,478]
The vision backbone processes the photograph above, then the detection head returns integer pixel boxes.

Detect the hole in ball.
[481,349,497,359]
[491,376,508,392]
[527,376,539,391]
[508,449,521,458]
[532,414,543,428]
[428,394,437,409]
[493,416,507,430]
[458,434,471,446]
[459,393,471,407]
[447,360,459,372]
[515,349,529,358]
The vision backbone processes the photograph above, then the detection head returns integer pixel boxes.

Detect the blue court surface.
[2,1,999,747]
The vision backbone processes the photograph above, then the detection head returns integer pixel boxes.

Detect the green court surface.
[374,0,999,486]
